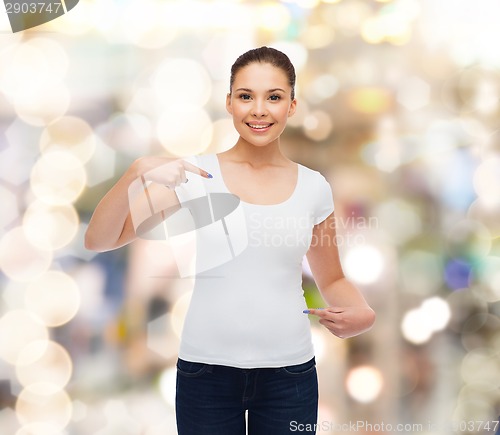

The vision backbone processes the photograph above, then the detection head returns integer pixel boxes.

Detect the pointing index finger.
[182,160,213,179]
[303,308,326,316]
[303,307,344,316]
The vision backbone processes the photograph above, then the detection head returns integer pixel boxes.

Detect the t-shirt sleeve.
[313,172,334,225]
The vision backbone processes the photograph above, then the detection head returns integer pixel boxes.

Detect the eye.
[269,94,281,101]
[239,94,251,100]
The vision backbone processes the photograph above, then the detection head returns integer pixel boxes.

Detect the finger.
[303,308,326,316]
[182,160,213,179]
[319,318,336,327]
[303,307,346,316]
[325,307,345,314]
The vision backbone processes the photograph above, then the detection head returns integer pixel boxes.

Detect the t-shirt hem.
[177,349,316,369]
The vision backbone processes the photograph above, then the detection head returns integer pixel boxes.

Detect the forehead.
[233,62,290,90]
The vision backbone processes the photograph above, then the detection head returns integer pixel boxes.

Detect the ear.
[226,93,233,115]
[288,98,297,117]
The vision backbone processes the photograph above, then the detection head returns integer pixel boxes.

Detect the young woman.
[85,47,375,435]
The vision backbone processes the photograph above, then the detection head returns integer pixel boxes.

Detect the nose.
[251,99,268,117]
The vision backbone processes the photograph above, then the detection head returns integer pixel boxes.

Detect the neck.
[227,138,287,167]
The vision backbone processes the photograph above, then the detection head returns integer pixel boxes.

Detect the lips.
[246,122,273,132]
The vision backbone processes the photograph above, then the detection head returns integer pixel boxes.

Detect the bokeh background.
[1,0,500,434]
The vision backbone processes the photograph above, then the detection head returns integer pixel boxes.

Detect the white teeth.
[249,124,271,129]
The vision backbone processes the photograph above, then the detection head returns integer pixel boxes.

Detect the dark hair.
[229,46,296,100]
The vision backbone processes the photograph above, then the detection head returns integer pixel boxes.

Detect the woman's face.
[226,62,296,148]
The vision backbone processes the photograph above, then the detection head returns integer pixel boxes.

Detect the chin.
[243,137,278,147]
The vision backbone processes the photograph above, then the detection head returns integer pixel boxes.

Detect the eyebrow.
[234,88,286,93]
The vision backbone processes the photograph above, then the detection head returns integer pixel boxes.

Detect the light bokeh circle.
[30,151,87,205]
[170,291,193,339]
[157,108,213,156]
[0,227,53,282]
[16,340,73,392]
[0,43,48,101]
[39,116,96,163]
[25,270,81,327]
[346,365,383,403]
[23,202,79,251]
[152,58,212,110]
[14,82,70,127]
[303,110,333,141]
[344,245,384,285]
[16,383,72,429]
[401,308,433,344]
[16,422,64,435]
[0,310,49,365]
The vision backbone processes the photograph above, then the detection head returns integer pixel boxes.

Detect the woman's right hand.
[85,155,212,252]
[135,156,213,188]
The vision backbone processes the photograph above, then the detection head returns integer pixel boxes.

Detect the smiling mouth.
[246,123,273,130]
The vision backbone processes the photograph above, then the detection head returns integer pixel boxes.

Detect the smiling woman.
[226,62,296,150]
[85,46,375,435]
[225,48,296,153]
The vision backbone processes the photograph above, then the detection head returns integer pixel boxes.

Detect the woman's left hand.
[305,306,375,339]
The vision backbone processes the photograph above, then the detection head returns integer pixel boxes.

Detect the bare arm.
[305,212,376,338]
[84,157,212,252]
[84,162,139,252]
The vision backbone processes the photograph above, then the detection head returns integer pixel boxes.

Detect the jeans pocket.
[280,357,316,376]
[176,358,209,377]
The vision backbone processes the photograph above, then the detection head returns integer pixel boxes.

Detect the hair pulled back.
[229,46,296,100]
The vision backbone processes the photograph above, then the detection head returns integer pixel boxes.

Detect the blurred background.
[1,0,500,434]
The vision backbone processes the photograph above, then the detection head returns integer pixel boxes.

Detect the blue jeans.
[175,357,318,435]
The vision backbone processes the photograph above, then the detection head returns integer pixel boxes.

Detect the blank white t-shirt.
[173,153,334,368]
